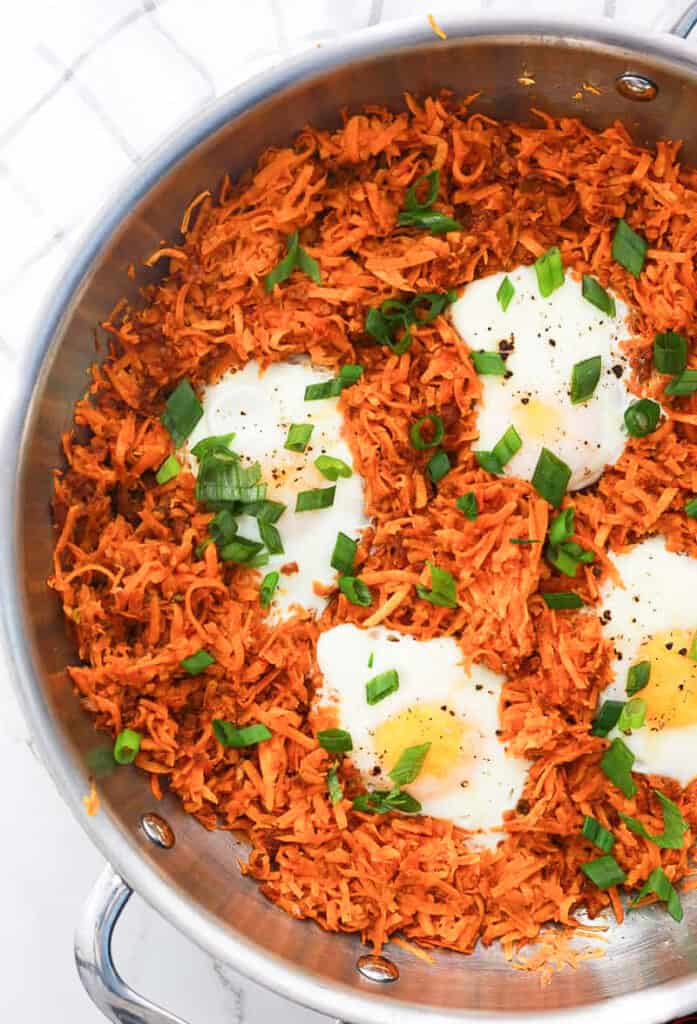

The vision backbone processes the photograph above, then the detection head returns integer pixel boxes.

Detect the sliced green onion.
[620,790,688,851]
[208,509,238,550]
[471,351,507,375]
[571,355,602,404]
[410,413,445,450]
[591,699,625,737]
[219,536,265,564]
[338,575,372,606]
[284,423,314,452]
[259,520,283,555]
[510,538,541,545]
[532,448,572,507]
[155,454,181,485]
[304,378,343,401]
[457,492,478,520]
[297,245,321,284]
[497,276,515,312]
[212,719,272,747]
[427,449,451,483]
[665,369,697,397]
[582,275,616,317]
[295,486,336,512]
[685,497,697,518]
[331,532,357,575]
[317,728,353,753]
[113,728,142,765]
[582,815,616,853]
[546,544,581,578]
[327,765,343,804]
[388,743,431,787]
[352,789,422,815]
[366,669,399,706]
[397,209,460,234]
[190,432,236,459]
[248,552,270,569]
[612,218,647,278]
[338,364,364,386]
[549,507,575,547]
[534,246,564,298]
[601,737,637,798]
[474,450,503,474]
[368,652,374,668]
[403,169,440,212]
[181,649,216,675]
[416,561,458,608]
[161,379,203,446]
[259,571,279,607]
[240,499,286,523]
[315,455,352,481]
[626,660,651,697]
[618,697,647,733]
[654,331,687,375]
[541,591,584,610]
[624,398,661,437]
[631,867,683,922]
[492,425,522,467]
[581,854,627,890]
[410,291,456,322]
[196,451,265,506]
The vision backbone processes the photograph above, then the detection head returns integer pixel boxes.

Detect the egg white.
[451,265,632,490]
[187,360,369,620]
[600,536,697,786]
[315,623,529,842]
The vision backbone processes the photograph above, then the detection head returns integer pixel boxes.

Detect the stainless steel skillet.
[5,6,697,1024]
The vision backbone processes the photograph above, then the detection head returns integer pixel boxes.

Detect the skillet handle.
[654,0,697,37]
[75,864,190,1024]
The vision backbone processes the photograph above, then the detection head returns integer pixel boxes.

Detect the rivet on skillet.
[356,954,399,983]
[141,812,175,849]
[615,73,658,102]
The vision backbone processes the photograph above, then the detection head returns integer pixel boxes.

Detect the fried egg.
[187,360,368,619]
[451,265,632,490]
[599,536,697,785]
[315,623,528,841]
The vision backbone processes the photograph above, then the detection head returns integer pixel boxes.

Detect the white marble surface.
[1,1,695,1021]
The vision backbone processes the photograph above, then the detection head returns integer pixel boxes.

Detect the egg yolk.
[514,398,562,440]
[372,703,470,795]
[636,629,697,729]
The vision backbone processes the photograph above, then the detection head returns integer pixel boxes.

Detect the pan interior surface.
[9,23,697,1024]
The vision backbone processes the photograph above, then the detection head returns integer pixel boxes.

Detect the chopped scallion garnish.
[397,169,460,234]
[259,571,279,607]
[618,697,646,733]
[259,520,284,555]
[388,743,431,787]
[541,591,584,610]
[612,218,647,278]
[410,413,445,450]
[686,497,697,518]
[181,649,216,675]
[582,815,615,853]
[601,737,637,798]
[264,230,320,291]
[365,669,399,705]
[457,492,478,520]
[665,369,697,397]
[534,246,564,298]
[331,532,357,575]
[626,660,650,697]
[315,455,352,480]
[284,423,314,452]
[532,447,572,507]
[497,276,515,312]
[338,575,372,606]
[492,424,522,467]
[213,719,272,747]
[219,536,265,564]
[624,398,661,437]
[474,450,503,475]
[416,561,457,608]
[304,379,343,401]
[155,454,181,485]
[190,432,236,459]
[427,449,451,483]
[113,728,142,765]
[581,854,626,890]
[549,507,575,547]
[327,765,343,804]
[591,699,625,737]
[689,632,697,661]
[161,379,203,446]
[582,275,616,317]
[620,790,688,850]
[471,351,507,376]
[631,867,683,922]
[317,728,353,753]
[295,486,336,512]
[571,355,602,404]
[654,331,687,375]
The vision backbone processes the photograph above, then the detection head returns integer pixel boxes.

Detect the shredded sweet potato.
[50,93,697,966]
